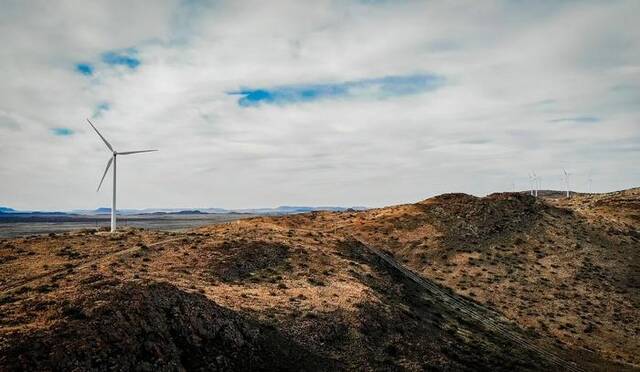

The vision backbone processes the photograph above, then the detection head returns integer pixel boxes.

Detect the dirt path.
[0,236,184,296]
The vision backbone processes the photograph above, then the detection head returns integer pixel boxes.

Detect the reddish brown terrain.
[0,189,638,371]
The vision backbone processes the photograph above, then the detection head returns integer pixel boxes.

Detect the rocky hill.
[263,189,640,368]
[0,189,638,371]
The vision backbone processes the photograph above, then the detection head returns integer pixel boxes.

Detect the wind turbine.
[87,119,157,232]
[528,173,535,196]
[536,174,542,197]
[562,168,571,198]
[532,171,540,197]
[587,169,593,194]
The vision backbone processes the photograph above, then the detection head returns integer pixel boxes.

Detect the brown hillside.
[1,189,638,371]
[0,224,573,371]
[264,190,640,368]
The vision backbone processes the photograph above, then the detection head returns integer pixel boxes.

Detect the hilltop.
[0,189,638,370]
[258,188,640,367]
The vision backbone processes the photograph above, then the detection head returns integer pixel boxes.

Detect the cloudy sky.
[1,0,639,210]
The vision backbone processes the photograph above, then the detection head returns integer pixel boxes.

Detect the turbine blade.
[97,157,113,192]
[118,149,158,155]
[86,119,113,152]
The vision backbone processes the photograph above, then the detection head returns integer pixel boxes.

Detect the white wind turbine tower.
[562,168,571,198]
[87,119,157,233]
[587,169,593,194]
[531,171,540,197]
[536,173,542,197]
[528,173,535,196]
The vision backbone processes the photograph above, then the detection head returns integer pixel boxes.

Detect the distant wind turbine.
[531,171,540,197]
[587,169,593,194]
[87,119,157,232]
[536,174,542,197]
[562,168,571,198]
[528,173,535,196]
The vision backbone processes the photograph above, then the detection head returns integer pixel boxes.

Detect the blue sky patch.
[93,102,111,118]
[229,73,445,107]
[52,127,74,136]
[102,49,140,69]
[75,63,94,76]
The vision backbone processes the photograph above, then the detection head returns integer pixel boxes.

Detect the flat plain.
[0,213,255,238]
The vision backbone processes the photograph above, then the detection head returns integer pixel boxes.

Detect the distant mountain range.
[0,206,71,217]
[0,205,367,217]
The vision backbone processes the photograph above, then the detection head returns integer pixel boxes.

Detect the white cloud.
[0,0,639,210]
